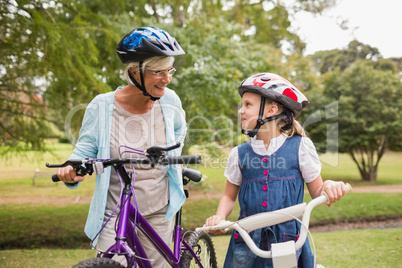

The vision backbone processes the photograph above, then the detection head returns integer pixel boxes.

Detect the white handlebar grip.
[345,183,352,193]
[195,220,234,232]
[323,182,353,204]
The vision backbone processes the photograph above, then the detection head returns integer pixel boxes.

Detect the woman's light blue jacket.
[65,87,187,245]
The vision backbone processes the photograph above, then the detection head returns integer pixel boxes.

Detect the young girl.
[205,73,348,268]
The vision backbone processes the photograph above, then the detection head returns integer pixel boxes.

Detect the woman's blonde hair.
[124,56,175,85]
[270,100,307,137]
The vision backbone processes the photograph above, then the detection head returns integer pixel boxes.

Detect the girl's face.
[238,92,263,130]
[238,92,278,130]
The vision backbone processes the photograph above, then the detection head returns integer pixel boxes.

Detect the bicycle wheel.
[180,231,218,268]
[73,257,125,268]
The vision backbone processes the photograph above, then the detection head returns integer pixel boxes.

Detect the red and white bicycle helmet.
[239,73,309,113]
[238,73,309,137]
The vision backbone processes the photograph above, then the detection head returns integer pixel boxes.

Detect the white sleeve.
[224,147,242,186]
[299,137,322,183]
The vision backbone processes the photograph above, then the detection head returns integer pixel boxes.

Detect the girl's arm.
[307,175,348,207]
[205,181,240,233]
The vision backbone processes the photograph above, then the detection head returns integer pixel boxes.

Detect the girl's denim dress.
[223,135,314,268]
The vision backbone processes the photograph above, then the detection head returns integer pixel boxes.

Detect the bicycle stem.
[295,195,327,251]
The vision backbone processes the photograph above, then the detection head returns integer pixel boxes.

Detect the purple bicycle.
[46,143,217,268]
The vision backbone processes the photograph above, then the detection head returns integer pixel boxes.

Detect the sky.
[290,0,402,58]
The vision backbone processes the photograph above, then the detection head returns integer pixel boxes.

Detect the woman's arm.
[58,97,104,185]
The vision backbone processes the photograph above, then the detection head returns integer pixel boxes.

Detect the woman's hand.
[321,180,349,207]
[204,215,226,235]
[56,166,85,183]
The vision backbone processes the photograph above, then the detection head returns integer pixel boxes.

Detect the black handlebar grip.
[182,167,202,182]
[166,155,201,165]
[52,174,60,182]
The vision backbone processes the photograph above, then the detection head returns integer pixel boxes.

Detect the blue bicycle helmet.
[116,27,185,101]
[116,27,185,63]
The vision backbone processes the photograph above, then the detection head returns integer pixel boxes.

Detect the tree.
[308,40,385,74]
[149,0,327,148]
[169,22,283,148]
[1,0,333,151]
[308,61,402,182]
[1,0,131,150]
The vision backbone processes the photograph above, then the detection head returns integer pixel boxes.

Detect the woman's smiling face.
[141,66,173,99]
[129,65,173,99]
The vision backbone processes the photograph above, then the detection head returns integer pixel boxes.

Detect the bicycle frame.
[46,143,215,268]
[98,162,204,268]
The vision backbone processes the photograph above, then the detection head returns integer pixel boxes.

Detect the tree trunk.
[349,149,382,183]
[360,166,378,183]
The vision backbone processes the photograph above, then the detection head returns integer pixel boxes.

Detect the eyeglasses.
[144,67,176,78]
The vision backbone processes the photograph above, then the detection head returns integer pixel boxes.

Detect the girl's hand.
[321,180,349,207]
[56,166,86,183]
[204,215,226,235]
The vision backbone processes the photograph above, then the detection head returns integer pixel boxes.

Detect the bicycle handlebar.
[46,155,202,182]
[196,183,352,259]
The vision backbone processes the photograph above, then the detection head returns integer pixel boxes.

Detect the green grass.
[0,176,95,198]
[320,152,402,186]
[2,192,401,250]
[176,192,402,231]
[304,193,402,224]
[0,144,401,267]
[0,142,74,180]
[1,229,401,268]
[0,203,89,249]
[0,249,94,268]
[312,228,402,268]
[212,230,402,268]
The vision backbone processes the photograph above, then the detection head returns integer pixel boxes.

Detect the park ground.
[1,183,402,231]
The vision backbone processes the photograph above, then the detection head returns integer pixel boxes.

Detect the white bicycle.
[196,184,352,268]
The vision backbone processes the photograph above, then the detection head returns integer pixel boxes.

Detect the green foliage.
[1,0,126,148]
[307,55,402,182]
[1,0,333,150]
[308,40,387,74]
[168,16,321,148]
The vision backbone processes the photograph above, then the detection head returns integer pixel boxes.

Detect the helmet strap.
[280,108,295,131]
[127,62,160,101]
[241,96,288,138]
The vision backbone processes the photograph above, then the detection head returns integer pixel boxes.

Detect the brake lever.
[46,159,94,176]
[146,142,181,155]
[146,142,181,167]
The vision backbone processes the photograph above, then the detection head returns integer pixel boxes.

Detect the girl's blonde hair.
[270,100,307,137]
[124,56,175,85]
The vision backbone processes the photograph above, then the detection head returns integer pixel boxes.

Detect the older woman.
[57,27,187,267]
